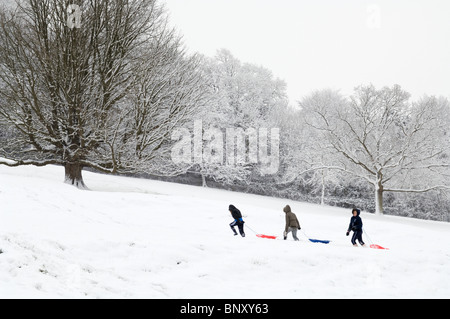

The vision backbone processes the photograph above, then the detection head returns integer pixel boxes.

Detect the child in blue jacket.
[346,208,366,247]
[229,205,245,237]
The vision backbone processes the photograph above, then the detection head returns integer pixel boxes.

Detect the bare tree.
[0,0,206,188]
[301,85,450,215]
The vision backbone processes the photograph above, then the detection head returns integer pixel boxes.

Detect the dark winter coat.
[229,205,243,221]
[348,209,363,232]
[284,205,301,232]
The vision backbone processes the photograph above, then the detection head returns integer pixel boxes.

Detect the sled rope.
[363,227,389,250]
[245,224,259,235]
[363,227,374,245]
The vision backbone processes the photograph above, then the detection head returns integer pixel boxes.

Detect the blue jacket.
[348,209,363,232]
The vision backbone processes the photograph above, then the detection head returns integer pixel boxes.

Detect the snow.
[0,158,16,165]
[0,164,449,299]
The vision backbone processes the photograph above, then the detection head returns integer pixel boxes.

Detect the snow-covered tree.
[301,85,450,215]
[175,49,288,187]
[0,0,206,188]
[273,90,345,206]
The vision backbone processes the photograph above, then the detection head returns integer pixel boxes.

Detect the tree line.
[0,0,449,220]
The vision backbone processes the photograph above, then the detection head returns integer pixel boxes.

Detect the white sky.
[164,0,450,105]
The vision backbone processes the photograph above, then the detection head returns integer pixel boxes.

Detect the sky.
[164,0,450,106]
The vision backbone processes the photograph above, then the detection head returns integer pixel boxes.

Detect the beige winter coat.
[284,205,301,232]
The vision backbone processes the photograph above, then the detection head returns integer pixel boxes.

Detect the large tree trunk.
[375,179,384,215]
[375,188,384,215]
[65,162,87,189]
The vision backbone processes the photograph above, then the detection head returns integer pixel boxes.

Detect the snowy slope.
[0,164,449,299]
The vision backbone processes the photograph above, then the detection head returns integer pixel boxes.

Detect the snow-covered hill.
[0,165,449,299]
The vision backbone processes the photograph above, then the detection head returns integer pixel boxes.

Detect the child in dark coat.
[346,208,366,247]
[229,205,245,237]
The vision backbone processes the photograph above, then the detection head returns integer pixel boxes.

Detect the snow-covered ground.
[0,164,449,299]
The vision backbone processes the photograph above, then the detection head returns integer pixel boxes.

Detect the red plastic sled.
[370,244,389,250]
[256,234,278,240]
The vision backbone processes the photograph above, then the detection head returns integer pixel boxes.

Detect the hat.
[283,205,291,213]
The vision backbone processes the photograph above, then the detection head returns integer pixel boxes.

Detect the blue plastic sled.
[308,238,331,244]
[302,231,331,244]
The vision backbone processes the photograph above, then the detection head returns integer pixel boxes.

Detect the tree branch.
[385,185,450,193]
[0,158,63,167]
